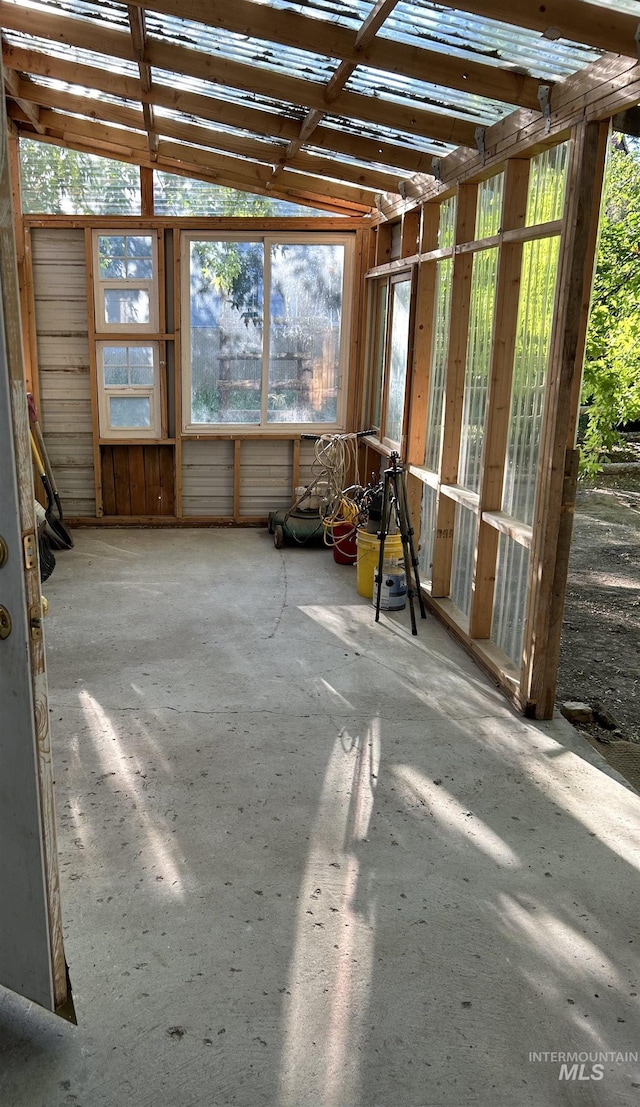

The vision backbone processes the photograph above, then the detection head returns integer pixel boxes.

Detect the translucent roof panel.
[153,171,335,216]
[319,114,456,158]
[151,68,306,123]
[345,66,514,127]
[2,28,139,78]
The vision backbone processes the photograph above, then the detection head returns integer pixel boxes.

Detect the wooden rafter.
[127,4,158,155]
[125,0,545,111]
[2,68,44,133]
[1,45,437,177]
[270,0,401,187]
[16,108,377,208]
[0,6,478,147]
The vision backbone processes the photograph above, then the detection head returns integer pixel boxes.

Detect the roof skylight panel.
[345,66,514,126]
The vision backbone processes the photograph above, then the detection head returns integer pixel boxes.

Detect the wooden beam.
[0,7,478,147]
[127,4,158,155]
[433,0,640,59]
[9,81,402,192]
[140,165,154,215]
[17,128,369,216]
[520,121,609,718]
[3,68,44,133]
[3,46,437,175]
[125,0,544,110]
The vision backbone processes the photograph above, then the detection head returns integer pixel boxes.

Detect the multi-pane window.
[182,234,353,430]
[93,233,158,333]
[97,343,161,438]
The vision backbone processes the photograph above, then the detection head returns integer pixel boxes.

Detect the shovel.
[30,430,74,551]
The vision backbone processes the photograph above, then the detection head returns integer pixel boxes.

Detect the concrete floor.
[1,528,639,1107]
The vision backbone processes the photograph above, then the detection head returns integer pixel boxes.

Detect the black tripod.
[374,452,426,636]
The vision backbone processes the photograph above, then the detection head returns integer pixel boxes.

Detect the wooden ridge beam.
[125,0,544,110]
[2,45,439,176]
[0,6,478,146]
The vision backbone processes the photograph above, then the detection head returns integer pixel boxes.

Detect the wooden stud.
[173,229,182,517]
[520,122,609,718]
[469,158,530,639]
[430,183,477,597]
[406,204,439,468]
[374,223,392,268]
[233,439,241,522]
[400,208,421,259]
[140,166,154,216]
[346,227,367,433]
[84,227,104,516]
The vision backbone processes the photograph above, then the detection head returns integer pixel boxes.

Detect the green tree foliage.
[581,138,640,473]
[20,139,141,214]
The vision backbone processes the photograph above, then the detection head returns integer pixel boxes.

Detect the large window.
[97,343,161,439]
[182,234,354,431]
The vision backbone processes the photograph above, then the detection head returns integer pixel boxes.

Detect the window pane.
[502,236,560,525]
[438,196,456,250]
[418,481,437,589]
[99,235,125,258]
[127,236,153,257]
[450,503,477,617]
[190,240,264,424]
[526,142,569,226]
[127,258,153,280]
[492,533,529,666]
[424,257,453,471]
[104,288,150,325]
[109,396,151,428]
[100,258,126,278]
[104,365,128,386]
[476,173,504,239]
[371,281,388,431]
[458,247,499,493]
[384,278,411,444]
[268,243,344,424]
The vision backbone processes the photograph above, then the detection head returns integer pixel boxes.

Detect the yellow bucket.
[356,529,403,599]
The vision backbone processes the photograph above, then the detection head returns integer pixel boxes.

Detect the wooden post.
[140,165,154,216]
[173,228,182,516]
[520,121,609,717]
[84,227,104,515]
[430,183,477,597]
[469,159,530,638]
[400,207,420,258]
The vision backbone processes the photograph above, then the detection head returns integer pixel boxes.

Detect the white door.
[0,92,73,1018]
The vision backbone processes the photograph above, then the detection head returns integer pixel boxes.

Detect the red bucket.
[331,521,357,564]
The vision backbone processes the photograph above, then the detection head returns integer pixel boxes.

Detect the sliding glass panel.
[458,247,499,493]
[491,533,530,666]
[268,243,344,424]
[384,278,411,444]
[450,503,477,618]
[502,236,561,525]
[370,280,388,432]
[476,173,504,239]
[526,142,569,226]
[418,482,437,589]
[189,240,264,424]
[424,257,453,471]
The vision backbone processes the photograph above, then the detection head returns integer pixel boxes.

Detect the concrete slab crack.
[264,550,288,640]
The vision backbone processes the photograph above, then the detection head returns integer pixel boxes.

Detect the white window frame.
[181,232,355,435]
[93,231,159,334]
[96,341,162,440]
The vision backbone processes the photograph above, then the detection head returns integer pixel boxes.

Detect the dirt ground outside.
[557,466,640,787]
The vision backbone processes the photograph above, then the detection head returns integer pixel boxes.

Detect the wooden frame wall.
[360,121,609,719]
[21,209,369,526]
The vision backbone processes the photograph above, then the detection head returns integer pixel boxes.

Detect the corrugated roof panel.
[144,9,339,84]
[151,66,306,121]
[3,27,139,77]
[24,75,141,112]
[153,104,291,150]
[319,113,456,157]
[345,65,514,126]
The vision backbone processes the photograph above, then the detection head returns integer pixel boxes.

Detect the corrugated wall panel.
[32,228,95,516]
[240,440,292,516]
[181,439,234,516]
